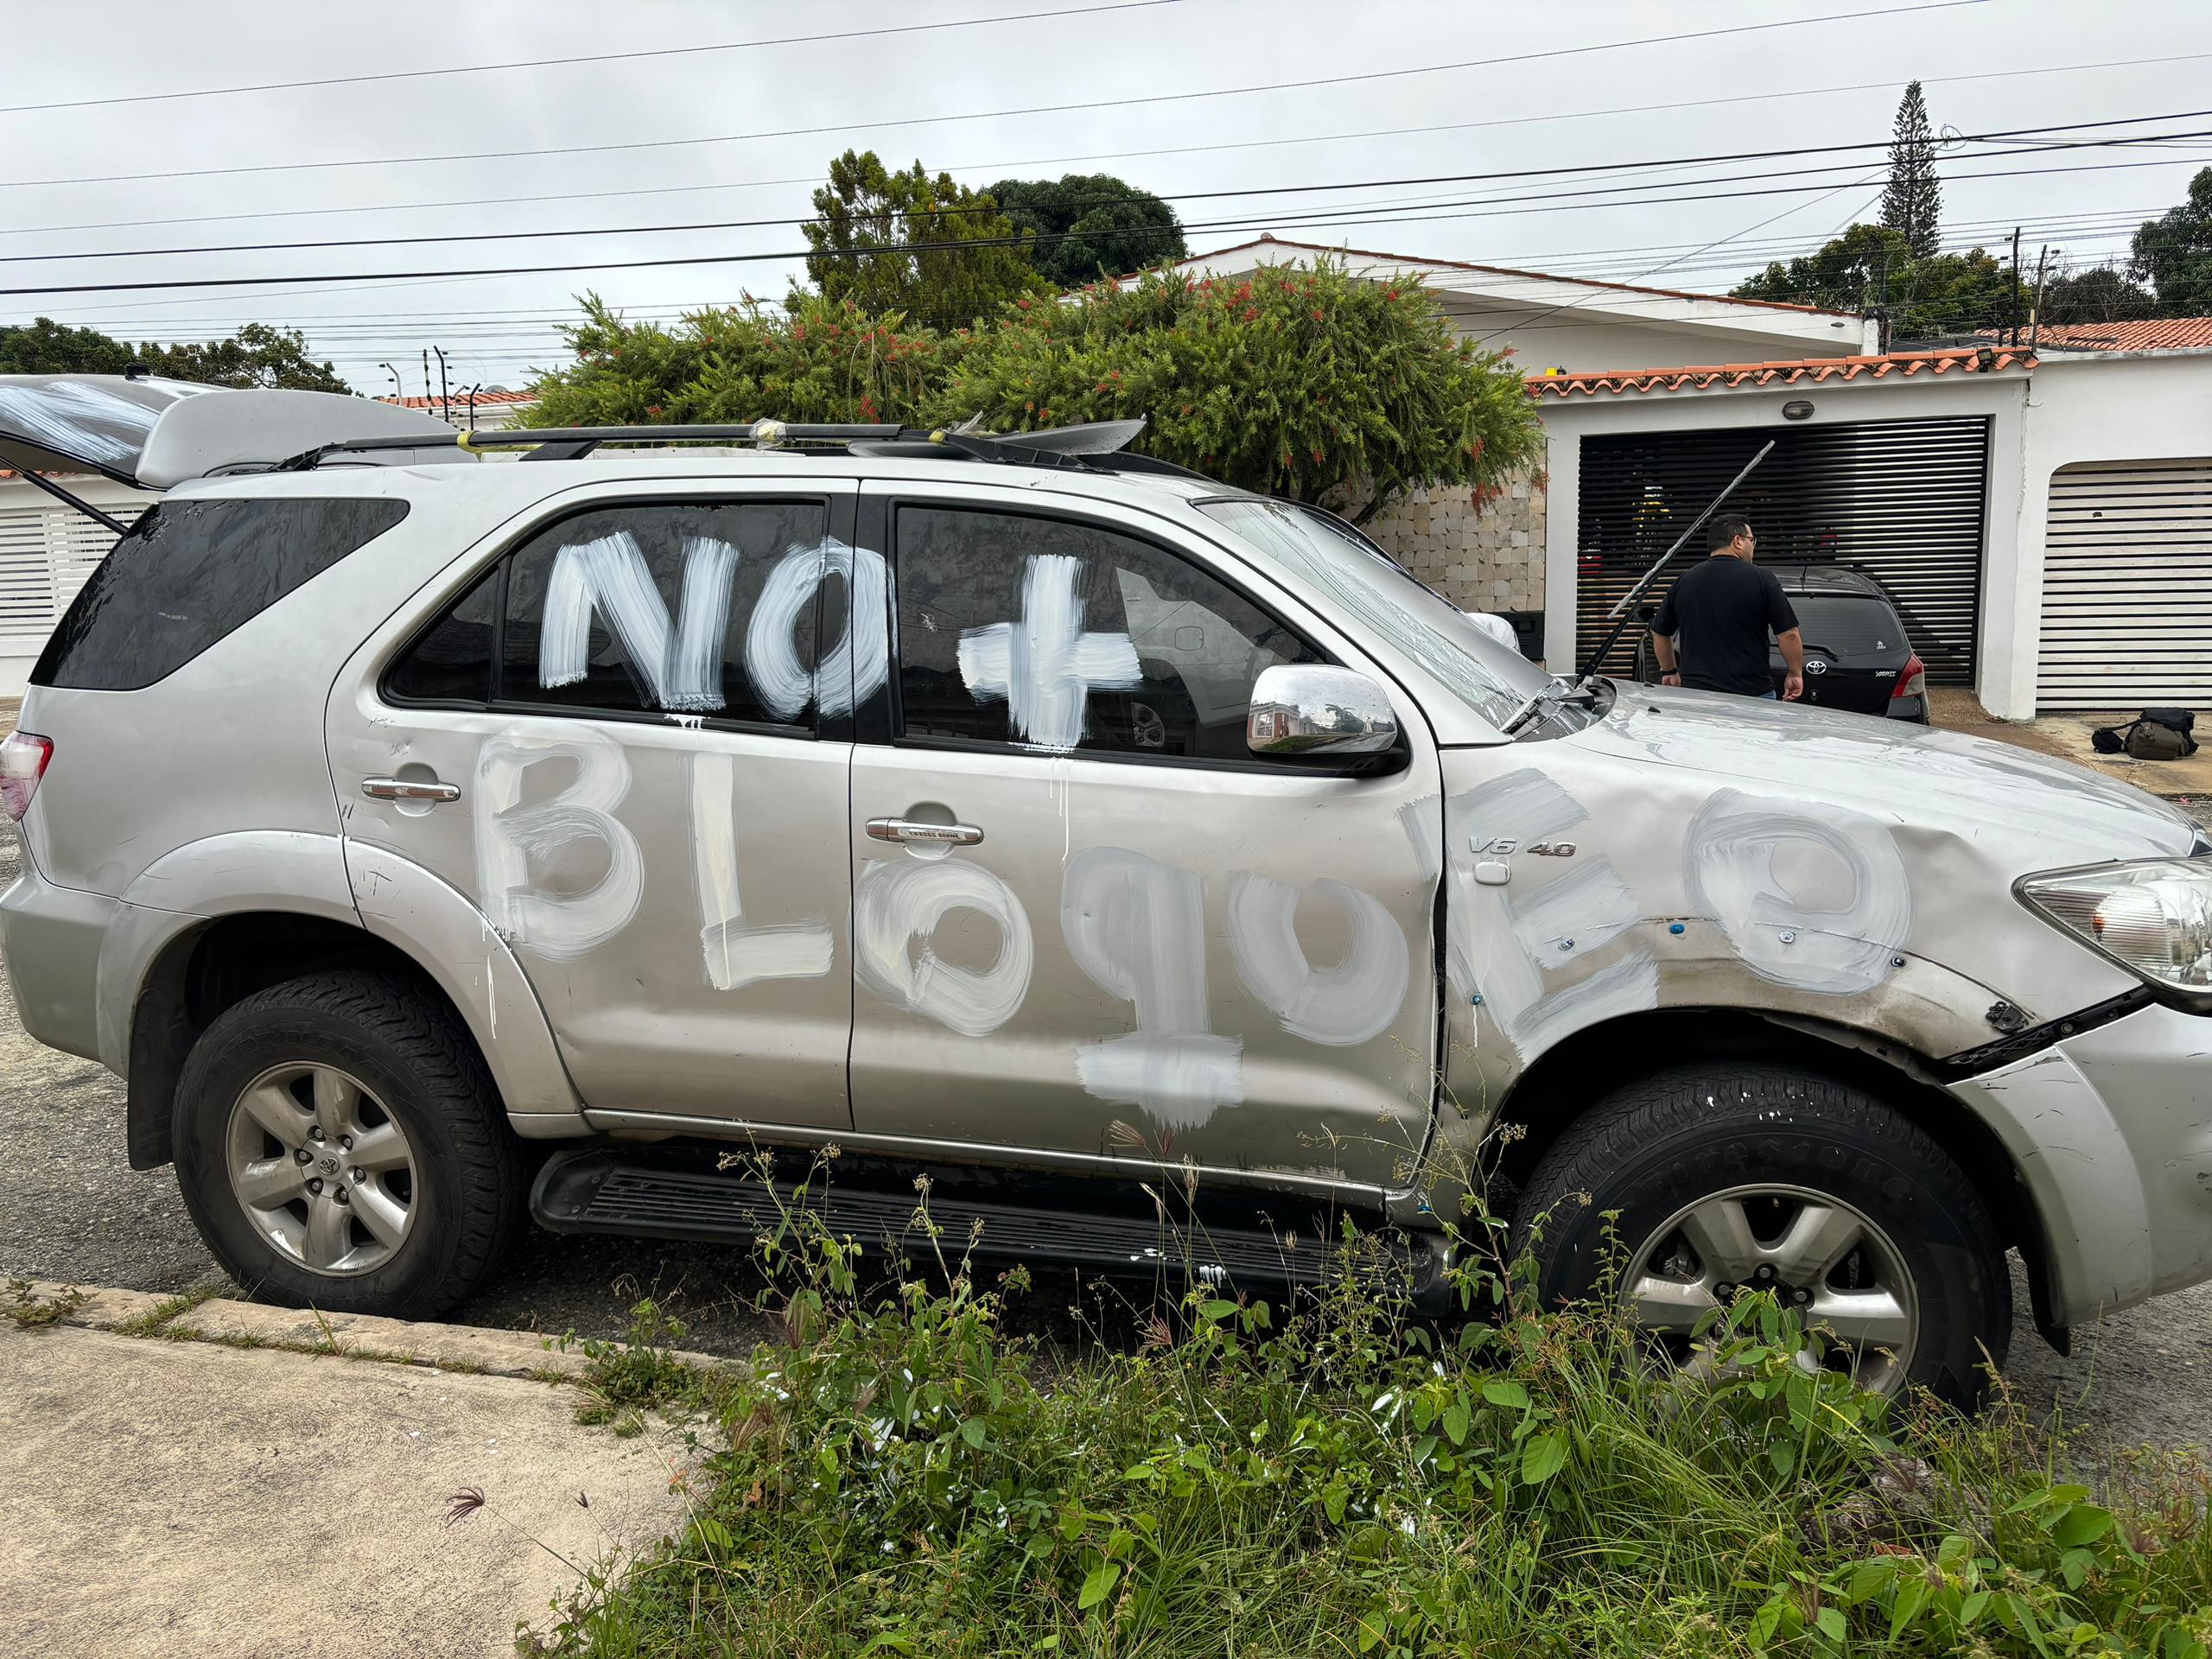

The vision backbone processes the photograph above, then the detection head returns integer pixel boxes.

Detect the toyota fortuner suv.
[4,375,2209,1405]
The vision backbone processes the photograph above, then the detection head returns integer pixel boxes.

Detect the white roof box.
[0,374,474,487]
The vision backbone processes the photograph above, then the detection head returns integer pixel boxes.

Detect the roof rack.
[272,415,1220,484]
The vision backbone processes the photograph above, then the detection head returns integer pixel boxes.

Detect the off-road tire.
[172,970,524,1318]
[1513,1062,2011,1405]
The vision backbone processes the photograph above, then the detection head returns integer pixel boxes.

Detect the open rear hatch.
[0,374,474,524]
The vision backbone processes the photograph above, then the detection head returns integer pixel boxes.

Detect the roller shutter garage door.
[1576,416,1990,682]
[2037,458,2212,709]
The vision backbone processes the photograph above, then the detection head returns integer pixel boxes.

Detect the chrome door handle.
[866,817,983,846]
[361,777,461,804]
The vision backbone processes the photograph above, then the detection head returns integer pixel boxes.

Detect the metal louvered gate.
[0,502,119,645]
[1575,417,1991,682]
[2037,458,2212,709]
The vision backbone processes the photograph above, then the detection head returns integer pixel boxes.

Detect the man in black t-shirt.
[1648,515,1806,700]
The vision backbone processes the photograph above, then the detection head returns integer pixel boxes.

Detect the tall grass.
[537,1157,2212,1657]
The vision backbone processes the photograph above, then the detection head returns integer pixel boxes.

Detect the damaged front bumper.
[1947,1001,2212,1329]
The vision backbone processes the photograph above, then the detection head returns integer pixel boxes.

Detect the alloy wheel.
[1620,1182,1919,1394]
[225,1063,417,1275]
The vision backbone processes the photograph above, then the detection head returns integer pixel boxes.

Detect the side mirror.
[1247,664,1399,760]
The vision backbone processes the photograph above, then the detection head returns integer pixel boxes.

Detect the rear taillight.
[1891,655,1926,704]
[1,731,52,821]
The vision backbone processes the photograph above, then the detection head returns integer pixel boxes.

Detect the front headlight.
[2018,857,2212,1009]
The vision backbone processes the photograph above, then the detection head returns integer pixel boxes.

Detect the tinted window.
[386,566,497,703]
[895,506,1323,760]
[497,500,831,725]
[1780,595,1907,657]
[34,497,409,691]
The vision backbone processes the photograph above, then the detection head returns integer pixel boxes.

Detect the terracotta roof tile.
[374,391,537,410]
[1526,346,2037,399]
[1981,318,2212,352]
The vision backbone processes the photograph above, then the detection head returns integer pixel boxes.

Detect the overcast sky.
[3,0,2209,394]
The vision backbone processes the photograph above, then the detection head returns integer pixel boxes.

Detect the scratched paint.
[474,727,645,960]
[1225,873,1411,1046]
[958,553,1141,751]
[747,537,888,720]
[1061,847,1243,1128]
[1684,786,1910,995]
[689,751,835,991]
[853,856,1033,1037]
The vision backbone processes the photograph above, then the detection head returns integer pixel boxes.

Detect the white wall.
[1433,298,1875,376]
[1994,350,2212,719]
[0,475,156,699]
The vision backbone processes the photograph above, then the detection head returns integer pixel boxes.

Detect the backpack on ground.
[2091,708,2198,760]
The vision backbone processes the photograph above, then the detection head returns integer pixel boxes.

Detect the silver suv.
[5,378,2210,1404]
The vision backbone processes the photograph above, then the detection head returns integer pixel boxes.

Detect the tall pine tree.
[1879,82,1943,257]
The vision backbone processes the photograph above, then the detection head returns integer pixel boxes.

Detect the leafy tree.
[803,150,1049,326]
[524,291,944,429]
[985,173,1186,289]
[0,316,137,374]
[927,257,1541,504]
[1732,223,2011,340]
[142,323,346,391]
[1878,81,1943,258]
[0,315,346,389]
[2130,164,2212,312]
[2038,264,2158,325]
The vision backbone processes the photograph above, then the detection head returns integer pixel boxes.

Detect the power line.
[11,142,2206,300]
[11,49,2208,244]
[0,0,1986,194]
[10,112,2198,269]
[0,1,1185,116]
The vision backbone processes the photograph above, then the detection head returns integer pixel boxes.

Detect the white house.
[1138,235,1880,371]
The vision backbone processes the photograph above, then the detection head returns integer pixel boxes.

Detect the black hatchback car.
[1637,565,1928,721]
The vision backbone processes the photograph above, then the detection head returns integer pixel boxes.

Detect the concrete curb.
[12,1277,728,1382]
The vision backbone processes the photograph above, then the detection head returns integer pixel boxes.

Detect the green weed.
[532,1165,2212,1658]
[4,1277,87,1330]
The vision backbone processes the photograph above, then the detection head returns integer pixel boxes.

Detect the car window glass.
[34,497,409,692]
[1777,594,1901,656]
[386,566,497,703]
[894,505,1324,760]
[499,500,830,725]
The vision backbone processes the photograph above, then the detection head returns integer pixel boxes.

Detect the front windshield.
[1193,496,1550,730]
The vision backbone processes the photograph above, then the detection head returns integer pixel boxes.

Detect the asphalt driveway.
[5,817,2212,1449]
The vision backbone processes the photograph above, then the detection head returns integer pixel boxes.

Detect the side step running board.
[530,1147,1446,1301]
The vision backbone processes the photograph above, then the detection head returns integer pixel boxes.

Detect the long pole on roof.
[1579,439,1776,680]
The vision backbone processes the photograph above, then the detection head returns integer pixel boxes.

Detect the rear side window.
[33,497,410,691]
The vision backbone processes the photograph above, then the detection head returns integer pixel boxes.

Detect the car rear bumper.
[1947,1001,2212,1327]
[0,855,118,1065]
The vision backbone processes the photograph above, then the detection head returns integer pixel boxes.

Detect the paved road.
[4,819,2211,1448]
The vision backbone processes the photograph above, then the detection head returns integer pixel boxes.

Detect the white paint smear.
[1507,855,1641,965]
[854,857,1033,1038]
[1061,847,1243,1128]
[958,553,1141,751]
[1685,787,1910,995]
[689,751,835,991]
[539,531,672,702]
[747,537,889,721]
[665,536,740,712]
[0,379,162,467]
[1226,873,1411,1046]
[474,727,645,961]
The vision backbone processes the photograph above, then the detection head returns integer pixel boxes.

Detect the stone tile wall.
[1360,470,1546,618]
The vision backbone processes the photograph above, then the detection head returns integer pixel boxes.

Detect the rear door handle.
[361,777,461,804]
[866,817,983,846]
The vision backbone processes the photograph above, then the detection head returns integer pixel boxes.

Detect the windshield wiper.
[1499,676,1600,736]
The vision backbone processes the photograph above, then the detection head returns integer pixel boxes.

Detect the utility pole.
[2027,245,2051,353]
[379,362,402,404]
[2009,226,2023,346]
